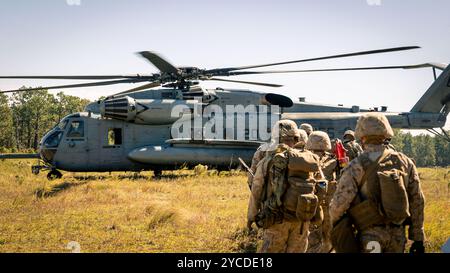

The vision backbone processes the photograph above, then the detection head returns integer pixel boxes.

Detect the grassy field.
[0,160,448,253]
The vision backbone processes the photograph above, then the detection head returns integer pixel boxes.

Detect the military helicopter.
[0,46,449,180]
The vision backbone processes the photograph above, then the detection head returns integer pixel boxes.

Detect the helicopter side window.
[67,121,85,138]
[107,128,123,146]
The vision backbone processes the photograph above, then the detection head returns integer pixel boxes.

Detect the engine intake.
[101,96,137,122]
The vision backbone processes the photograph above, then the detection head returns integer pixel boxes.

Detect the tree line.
[0,89,449,167]
[0,89,90,152]
[390,129,450,167]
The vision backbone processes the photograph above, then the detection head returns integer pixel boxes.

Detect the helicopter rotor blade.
[0,79,148,94]
[207,77,283,88]
[205,46,421,75]
[112,81,162,96]
[226,63,439,76]
[0,75,151,80]
[138,51,179,74]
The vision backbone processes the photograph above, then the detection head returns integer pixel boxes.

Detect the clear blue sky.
[0,0,449,128]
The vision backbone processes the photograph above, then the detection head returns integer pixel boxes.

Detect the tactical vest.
[349,149,410,230]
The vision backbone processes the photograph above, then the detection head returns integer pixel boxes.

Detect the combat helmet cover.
[300,123,313,135]
[355,113,394,140]
[272,120,300,140]
[294,129,309,149]
[344,130,355,138]
[306,131,332,151]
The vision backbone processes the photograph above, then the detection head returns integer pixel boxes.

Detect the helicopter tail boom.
[411,63,450,114]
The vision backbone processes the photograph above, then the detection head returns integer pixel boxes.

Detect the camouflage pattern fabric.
[307,152,337,253]
[259,221,310,253]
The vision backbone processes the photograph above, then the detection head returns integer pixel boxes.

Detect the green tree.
[9,88,90,151]
[0,93,14,150]
[434,132,450,167]
[414,134,436,167]
[402,132,416,160]
[390,129,405,151]
[53,92,90,123]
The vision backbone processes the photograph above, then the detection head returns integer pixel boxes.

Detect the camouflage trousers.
[307,208,332,253]
[360,225,406,253]
[258,220,310,253]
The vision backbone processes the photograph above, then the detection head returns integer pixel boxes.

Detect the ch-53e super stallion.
[0,46,449,180]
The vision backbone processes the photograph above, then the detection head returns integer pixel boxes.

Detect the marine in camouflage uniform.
[247,120,319,253]
[305,131,338,253]
[330,113,425,253]
[342,130,363,161]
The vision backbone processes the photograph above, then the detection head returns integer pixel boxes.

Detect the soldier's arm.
[247,159,267,222]
[405,159,425,242]
[329,160,363,224]
[247,148,263,187]
[250,149,264,174]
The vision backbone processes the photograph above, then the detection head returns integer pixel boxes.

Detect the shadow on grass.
[70,173,191,181]
[35,181,89,198]
[72,175,108,181]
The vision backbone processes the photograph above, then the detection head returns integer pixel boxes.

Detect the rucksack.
[352,149,410,228]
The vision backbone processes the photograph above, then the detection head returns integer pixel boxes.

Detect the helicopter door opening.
[108,128,123,146]
[100,126,124,167]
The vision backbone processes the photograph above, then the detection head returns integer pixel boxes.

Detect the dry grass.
[418,168,450,252]
[0,160,448,253]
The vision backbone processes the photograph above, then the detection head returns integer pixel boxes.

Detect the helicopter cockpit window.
[108,128,122,146]
[56,119,68,131]
[44,131,63,148]
[67,121,85,138]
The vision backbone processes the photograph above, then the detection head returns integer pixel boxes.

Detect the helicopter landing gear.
[47,169,63,180]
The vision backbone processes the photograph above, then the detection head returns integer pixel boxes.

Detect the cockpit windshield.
[56,119,68,131]
[44,131,63,148]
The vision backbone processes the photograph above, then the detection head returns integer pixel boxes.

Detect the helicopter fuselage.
[36,87,447,174]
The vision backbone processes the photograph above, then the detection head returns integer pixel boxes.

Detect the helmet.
[294,129,308,148]
[354,113,394,140]
[271,120,300,140]
[306,131,332,151]
[300,123,313,135]
[343,130,355,140]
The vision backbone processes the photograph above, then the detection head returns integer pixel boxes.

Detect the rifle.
[238,157,254,190]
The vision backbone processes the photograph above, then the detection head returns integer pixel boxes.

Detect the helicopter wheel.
[47,170,63,181]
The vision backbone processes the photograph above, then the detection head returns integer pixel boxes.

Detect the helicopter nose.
[39,131,63,163]
[39,143,57,163]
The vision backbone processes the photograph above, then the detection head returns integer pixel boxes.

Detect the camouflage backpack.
[349,149,410,230]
